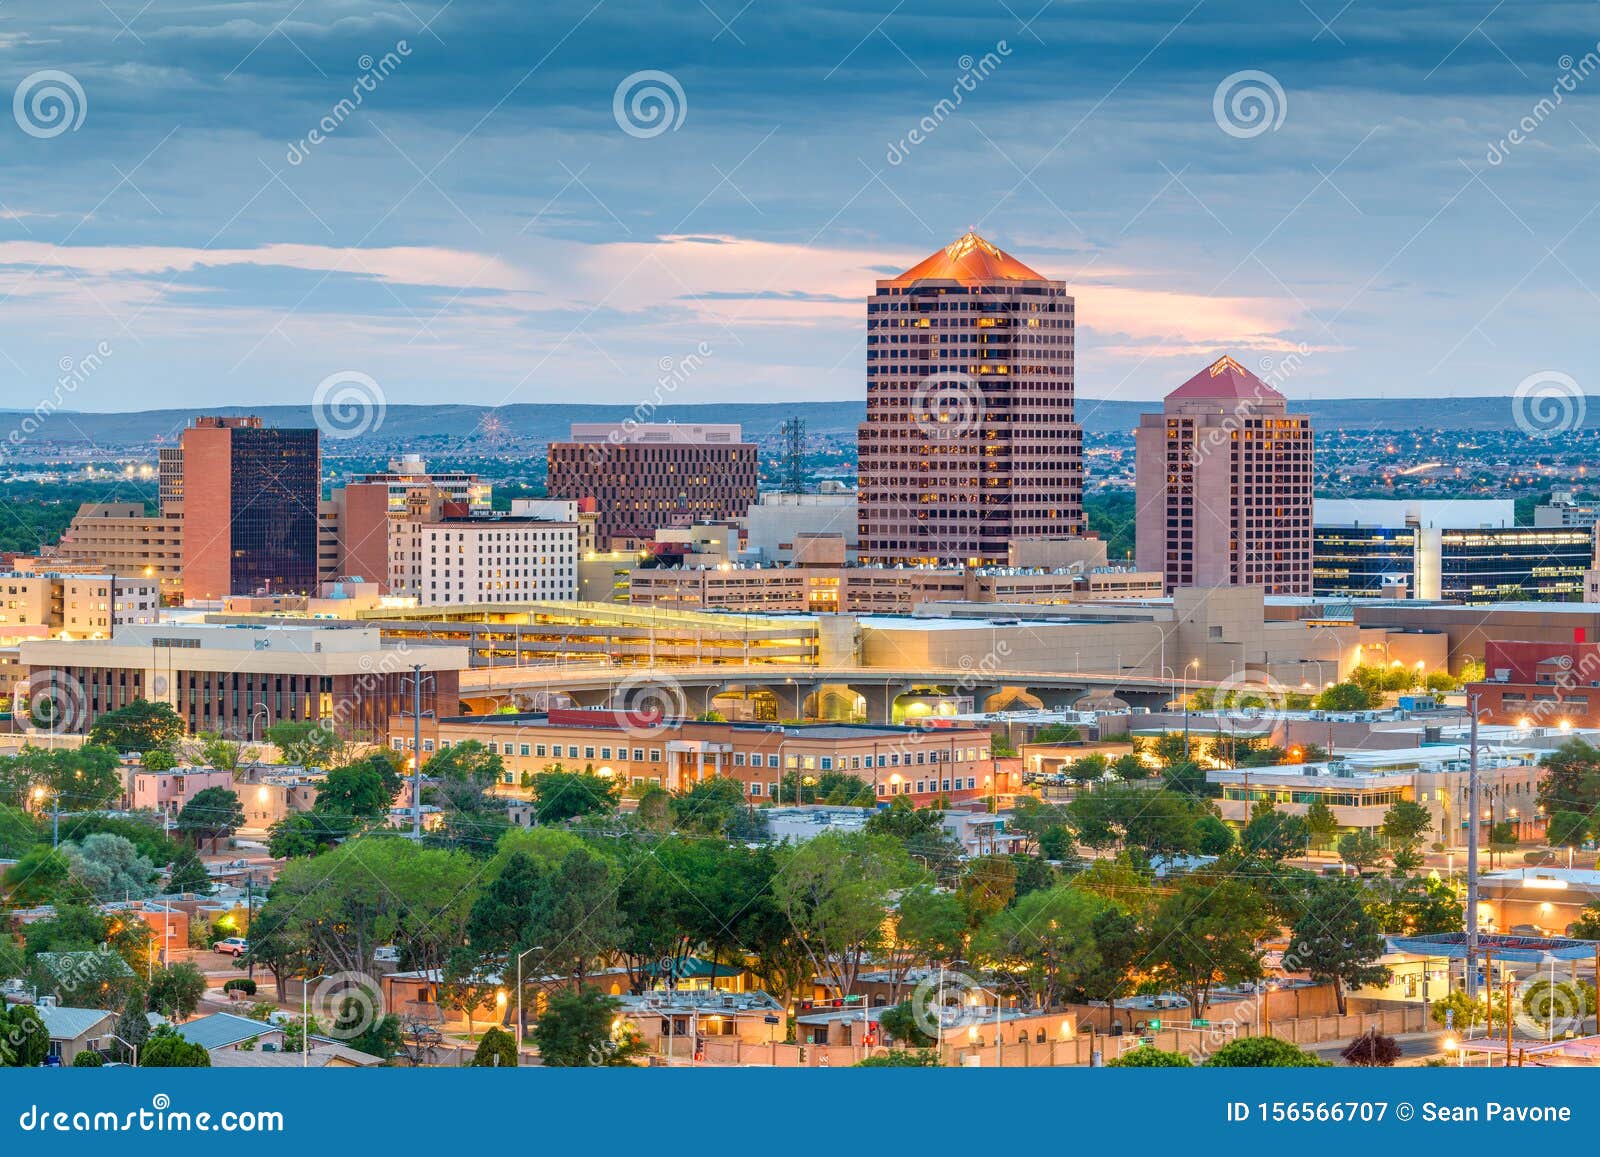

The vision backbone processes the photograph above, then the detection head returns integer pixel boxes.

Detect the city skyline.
[0,3,1595,413]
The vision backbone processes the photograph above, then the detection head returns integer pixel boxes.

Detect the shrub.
[71,1050,106,1067]
[1203,1037,1329,1067]
[855,1049,940,1067]
[1106,1045,1193,1067]
[222,978,257,996]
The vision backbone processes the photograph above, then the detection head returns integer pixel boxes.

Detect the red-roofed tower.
[1134,355,1313,594]
[857,232,1082,565]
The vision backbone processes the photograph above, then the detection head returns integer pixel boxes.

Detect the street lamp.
[515,943,547,1053]
[1183,659,1199,759]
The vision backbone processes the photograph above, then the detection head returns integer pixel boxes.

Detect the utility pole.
[411,663,424,839]
[1466,693,1481,999]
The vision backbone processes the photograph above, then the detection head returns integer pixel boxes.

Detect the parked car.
[213,937,250,957]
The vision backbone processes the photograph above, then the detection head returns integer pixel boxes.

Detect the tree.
[425,740,504,789]
[1160,759,1209,798]
[266,813,335,859]
[264,720,340,768]
[1537,739,1600,823]
[525,847,626,990]
[776,770,874,806]
[0,746,125,812]
[343,1007,403,1061]
[889,886,966,996]
[1381,800,1433,852]
[878,1000,935,1047]
[1488,821,1519,868]
[956,856,1017,928]
[190,732,252,776]
[165,845,211,894]
[530,767,619,824]
[1568,901,1600,940]
[1548,810,1592,852]
[1077,903,1144,1032]
[771,831,913,997]
[1304,799,1339,852]
[1315,683,1376,712]
[971,884,1103,1009]
[472,1025,520,1067]
[1430,988,1507,1032]
[6,1004,48,1066]
[1204,1037,1328,1067]
[314,757,401,831]
[140,1024,211,1067]
[1337,830,1384,873]
[1520,977,1595,1034]
[61,832,157,901]
[1068,782,1199,856]
[533,988,646,1066]
[147,962,208,1021]
[1365,877,1462,935]
[864,797,963,878]
[87,700,184,752]
[1286,881,1390,1015]
[141,749,177,772]
[1065,753,1108,786]
[1145,874,1274,1018]
[175,786,244,850]
[1107,1045,1192,1067]
[670,776,763,839]
[1195,814,1236,856]
[1033,723,1080,744]
[1241,800,1310,863]
[1109,752,1150,780]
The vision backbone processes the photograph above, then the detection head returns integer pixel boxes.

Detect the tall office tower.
[545,423,758,546]
[157,446,184,512]
[857,231,1082,566]
[180,416,320,600]
[1134,355,1314,595]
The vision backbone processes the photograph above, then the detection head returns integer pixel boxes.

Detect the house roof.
[207,1042,383,1067]
[1167,355,1286,404]
[35,1005,114,1042]
[885,232,1048,285]
[173,1012,279,1050]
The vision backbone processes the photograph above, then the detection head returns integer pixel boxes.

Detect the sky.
[0,0,1597,412]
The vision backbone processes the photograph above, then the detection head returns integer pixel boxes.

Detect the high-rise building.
[387,490,578,604]
[37,502,185,602]
[179,416,320,601]
[857,232,1082,566]
[545,423,758,545]
[1134,355,1314,595]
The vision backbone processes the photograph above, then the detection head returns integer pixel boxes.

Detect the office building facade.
[857,232,1082,566]
[180,416,320,601]
[1134,355,1314,595]
[546,423,758,545]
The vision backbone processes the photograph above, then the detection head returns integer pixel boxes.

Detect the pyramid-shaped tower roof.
[886,231,1048,285]
[1167,355,1286,404]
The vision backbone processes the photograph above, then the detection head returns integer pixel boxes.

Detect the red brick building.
[1468,639,1600,728]
[857,232,1083,566]
[180,416,321,600]
[546,423,758,545]
[1134,356,1314,595]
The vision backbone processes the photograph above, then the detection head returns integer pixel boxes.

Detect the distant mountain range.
[4,395,1534,450]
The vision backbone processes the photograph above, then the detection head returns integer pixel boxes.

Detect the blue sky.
[0,0,1596,411]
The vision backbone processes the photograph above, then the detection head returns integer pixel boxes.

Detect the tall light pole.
[1466,692,1481,999]
[515,944,546,1054]
[401,664,435,839]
